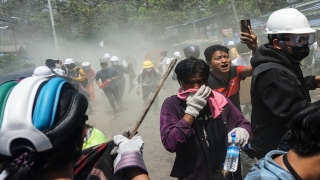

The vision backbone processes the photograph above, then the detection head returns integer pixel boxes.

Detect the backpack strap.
[252,62,301,93]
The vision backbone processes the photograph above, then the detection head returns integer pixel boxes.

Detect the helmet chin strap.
[279,41,301,64]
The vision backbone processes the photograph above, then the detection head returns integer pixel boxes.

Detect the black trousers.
[103,88,121,113]
[141,85,158,111]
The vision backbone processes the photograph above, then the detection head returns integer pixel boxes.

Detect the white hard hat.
[32,66,55,77]
[173,51,181,58]
[265,8,316,34]
[110,56,119,62]
[64,58,74,65]
[227,41,235,46]
[103,53,111,59]
[82,62,90,67]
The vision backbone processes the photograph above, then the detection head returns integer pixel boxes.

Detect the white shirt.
[53,68,66,76]
[310,42,320,64]
[160,57,172,75]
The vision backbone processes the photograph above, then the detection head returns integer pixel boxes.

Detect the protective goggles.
[283,33,315,47]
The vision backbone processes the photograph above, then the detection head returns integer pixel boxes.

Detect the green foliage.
[0,0,315,45]
[0,54,23,75]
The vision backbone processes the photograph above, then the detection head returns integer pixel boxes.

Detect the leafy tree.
[0,54,23,74]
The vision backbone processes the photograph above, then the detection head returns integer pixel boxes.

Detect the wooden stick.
[129,59,177,139]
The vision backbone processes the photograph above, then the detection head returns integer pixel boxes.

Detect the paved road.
[87,86,176,180]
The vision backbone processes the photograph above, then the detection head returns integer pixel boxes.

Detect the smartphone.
[54,60,60,64]
[240,19,251,34]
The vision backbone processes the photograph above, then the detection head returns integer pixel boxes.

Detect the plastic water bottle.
[223,132,240,172]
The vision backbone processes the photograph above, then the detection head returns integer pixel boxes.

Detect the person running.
[123,56,137,94]
[95,59,122,117]
[110,56,129,102]
[64,58,92,114]
[0,76,149,180]
[136,60,161,114]
[82,62,96,102]
[160,57,252,180]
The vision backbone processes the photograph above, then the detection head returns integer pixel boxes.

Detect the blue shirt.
[110,65,128,82]
[245,150,294,180]
[96,68,120,90]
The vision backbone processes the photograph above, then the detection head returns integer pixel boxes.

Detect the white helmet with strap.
[64,58,74,65]
[82,62,90,67]
[265,8,315,34]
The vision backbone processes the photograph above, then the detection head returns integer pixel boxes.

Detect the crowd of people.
[0,7,320,180]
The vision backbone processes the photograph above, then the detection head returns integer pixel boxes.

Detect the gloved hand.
[185,85,211,117]
[228,127,250,148]
[113,133,147,174]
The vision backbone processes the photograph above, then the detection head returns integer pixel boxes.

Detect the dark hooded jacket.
[250,43,317,159]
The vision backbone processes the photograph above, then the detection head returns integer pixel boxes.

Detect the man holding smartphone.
[204,25,258,179]
[250,8,320,160]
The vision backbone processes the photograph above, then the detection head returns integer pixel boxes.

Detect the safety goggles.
[283,33,315,47]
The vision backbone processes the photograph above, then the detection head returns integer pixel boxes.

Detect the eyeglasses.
[283,33,315,47]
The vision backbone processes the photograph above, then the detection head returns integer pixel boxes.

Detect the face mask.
[112,61,120,66]
[145,68,152,72]
[65,64,75,70]
[289,45,310,62]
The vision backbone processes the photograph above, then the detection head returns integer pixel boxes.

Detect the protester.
[311,30,320,75]
[136,60,161,114]
[64,58,93,114]
[64,58,88,86]
[159,50,170,75]
[172,45,201,81]
[101,53,111,65]
[110,56,129,102]
[45,59,66,76]
[250,8,320,159]
[160,57,252,180]
[232,43,254,119]
[227,41,239,60]
[0,76,149,180]
[121,56,137,94]
[95,59,122,117]
[232,43,252,66]
[245,100,320,180]
[183,44,200,58]
[161,51,181,95]
[165,51,182,94]
[82,62,96,102]
[82,124,107,149]
[204,43,255,112]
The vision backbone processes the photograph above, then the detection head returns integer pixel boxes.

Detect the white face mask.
[145,68,152,72]
[112,61,120,66]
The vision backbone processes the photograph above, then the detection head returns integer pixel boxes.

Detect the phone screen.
[240,19,251,34]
